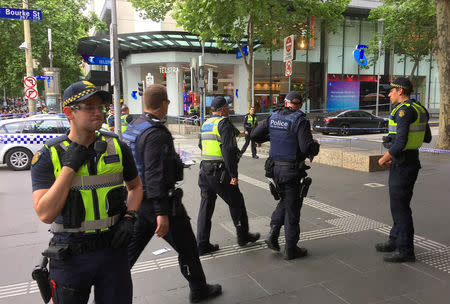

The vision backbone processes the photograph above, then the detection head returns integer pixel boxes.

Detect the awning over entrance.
[77,31,262,59]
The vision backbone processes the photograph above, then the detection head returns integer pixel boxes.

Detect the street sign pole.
[111,0,122,139]
[23,0,35,115]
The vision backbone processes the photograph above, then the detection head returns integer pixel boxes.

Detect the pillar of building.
[123,65,142,114]
[165,63,183,116]
[234,63,249,115]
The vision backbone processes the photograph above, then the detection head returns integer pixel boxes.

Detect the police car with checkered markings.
[0,115,69,170]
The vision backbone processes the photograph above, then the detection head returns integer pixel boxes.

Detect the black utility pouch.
[106,187,127,216]
[264,157,275,178]
[62,190,85,229]
[200,162,214,175]
[42,243,71,261]
[169,188,188,217]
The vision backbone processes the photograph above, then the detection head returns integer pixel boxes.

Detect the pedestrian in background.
[377,77,431,263]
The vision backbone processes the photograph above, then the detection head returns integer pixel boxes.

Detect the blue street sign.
[236,46,248,59]
[35,75,53,81]
[82,54,111,65]
[0,8,42,21]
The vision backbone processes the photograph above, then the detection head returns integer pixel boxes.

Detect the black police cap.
[211,96,227,110]
[386,77,413,92]
[284,91,303,104]
[63,81,112,107]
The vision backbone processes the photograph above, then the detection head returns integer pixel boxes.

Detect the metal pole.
[201,42,206,124]
[251,52,255,107]
[288,75,291,92]
[375,18,384,116]
[111,0,122,139]
[23,0,35,115]
[48,29,53,68]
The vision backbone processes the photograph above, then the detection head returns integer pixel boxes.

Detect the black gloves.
[62,142,90,171]
[111,217,136,249]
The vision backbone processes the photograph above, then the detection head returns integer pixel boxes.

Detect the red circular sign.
[285,36,292,53]
[25,88,38,99]
[24,76,37,88]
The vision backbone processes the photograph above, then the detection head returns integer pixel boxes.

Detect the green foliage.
[368,0,436,75]
[0,0,106,97]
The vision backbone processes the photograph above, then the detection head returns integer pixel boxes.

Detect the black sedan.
[312,110,388,136]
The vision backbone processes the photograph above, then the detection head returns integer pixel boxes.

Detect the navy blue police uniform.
[251,92,319,259]
[379,99,431,260]
[197,97,260,255]
[31,131,138,304]
[124,113,221,302]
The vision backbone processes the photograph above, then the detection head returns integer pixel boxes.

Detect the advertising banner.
[327,81,360,112]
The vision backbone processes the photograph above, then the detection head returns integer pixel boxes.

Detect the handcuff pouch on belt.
[32,256,52,303]
[168,187,187,217]
[264,157,275,178]
[201,161,227,184]
[106,186,127,217]
[42,242,71,261]
[62,190,85,229]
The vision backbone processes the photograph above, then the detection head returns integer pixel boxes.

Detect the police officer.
[124,84,222,303]
[120,105,133,133]
[31,80,143,303]
[376,77,431,263]
[240,106,258,159]
[251,91,320,260]
[197,96,260,255]
[106,106,115,131]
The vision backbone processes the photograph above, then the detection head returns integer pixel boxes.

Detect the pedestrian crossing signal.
[138,81,144,96]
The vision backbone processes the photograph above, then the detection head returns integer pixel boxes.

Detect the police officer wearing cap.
[376,77,431,263]
[197,96,260,255]
[251,91,320,260]
[31,81,143,303]
[124,84,222,303]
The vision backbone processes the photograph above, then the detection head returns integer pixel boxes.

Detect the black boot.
[265,225,281,251]
[383,251,415,263]
[198,243,220,256]
[375,241,396,252]
[189,284,222,303]
[237,232,260,246]
[284,246,308,260]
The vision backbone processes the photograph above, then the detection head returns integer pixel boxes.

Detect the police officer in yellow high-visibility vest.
[197,96,260,255]
[377,77,431,263]
[31,81,143,303]
[120,105,133,133]
[240,106,258,158]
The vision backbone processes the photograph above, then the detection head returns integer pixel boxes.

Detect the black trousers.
[128,201,207,291]
[240,133,257,156]
[197,169,250,246]
[388,161,420,254]
[49,247,132,304]
[270,165,303,249]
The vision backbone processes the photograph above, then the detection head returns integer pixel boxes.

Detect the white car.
[0,115,70,170]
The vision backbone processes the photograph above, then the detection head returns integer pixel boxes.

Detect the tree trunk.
[434,0,450,150]
[409,59,419,79]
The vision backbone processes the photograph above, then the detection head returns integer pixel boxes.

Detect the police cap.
[284,91,303,104]
[386,77,413,92]
[211,96,227,111]
[63,81,112,107]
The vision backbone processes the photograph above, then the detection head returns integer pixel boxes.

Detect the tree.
[0,0,105,98]
[369,0,449,150]
[434,0,450,150]
[131,0,349,109]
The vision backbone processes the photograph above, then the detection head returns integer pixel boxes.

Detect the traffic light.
[184,70,192,91]
[208,69,218,92]
[138,81,144,96]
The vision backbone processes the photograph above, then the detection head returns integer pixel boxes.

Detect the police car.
[0,115,69,170]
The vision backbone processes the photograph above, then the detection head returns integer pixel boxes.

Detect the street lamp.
[375,18,384,116]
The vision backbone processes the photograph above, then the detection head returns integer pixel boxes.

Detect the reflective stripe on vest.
[201,116,225,161]
[247,115,257,128]
[48,134,124,233]
[388,101,427,150]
